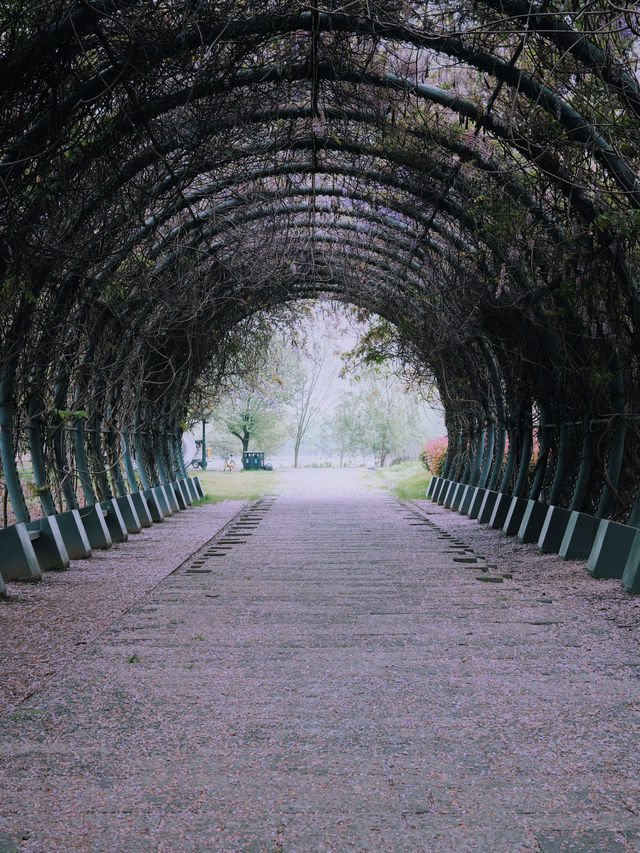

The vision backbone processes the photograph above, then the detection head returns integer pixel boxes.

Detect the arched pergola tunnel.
[1,0,640,594]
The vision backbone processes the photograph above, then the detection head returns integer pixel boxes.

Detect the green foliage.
[331,368,430,466]
[196,321,309,454]
[24,480,50,497]
[54,409,88,421]
[367,461,432,500]
[210,392,288,454]
[331,393,366,462]
[340,319,400,371]
[191,470,279,503]
[10,707,42,721]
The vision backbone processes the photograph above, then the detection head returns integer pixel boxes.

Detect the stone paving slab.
[1,470,640,852]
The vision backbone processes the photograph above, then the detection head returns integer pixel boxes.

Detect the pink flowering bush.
[420,435,448,475]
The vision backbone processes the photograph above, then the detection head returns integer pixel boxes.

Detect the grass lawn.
[365,460,431,500]
[189,468,280,504]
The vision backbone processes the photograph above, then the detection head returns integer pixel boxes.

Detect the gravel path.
[1,499,244,713]
[1,469,640,852]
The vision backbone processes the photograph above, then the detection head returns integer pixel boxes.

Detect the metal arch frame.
[6,58,636,356]
[238,226,441,287]
[7,5,639,125]
[147,200,495,319]
[8,70,616,250]
[3,10,635,366]
[3,60,626,283]
[143,170,531,291]
[35,102,570,281]
[477,0,640,121]
[176,264,439,352]
[145,198,594,501]
[10,140,518,367]
[0,10,636,532]
[0,209,620,524]
[150,190,470,273]
[91,122,566,252]
[50,109,541,292]
[96,162,451,277]
[18,80,633,328]
[4,11,639,208]
[153,135,550,281]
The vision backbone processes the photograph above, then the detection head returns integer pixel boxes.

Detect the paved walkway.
[2,470,640,852]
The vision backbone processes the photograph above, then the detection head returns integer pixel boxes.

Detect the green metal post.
[478,421,495,489]
[528,418,550,501]
[27,398,57,517]
[627,482,640,527]
[442,429,461,481]
[88,415,111,500]
[547,422,569,506]
[513,411,533,498]
[484,342,506,492]
[0,363,31,523]
[596,359,626,519]
[161,432,178,481]
[568,421,595,512]
[175,432,189,479]
[499,422,517,494]
[468,428,485,487]
[460,439,472,484]
[122,429,139,492]
[153,433,169,485]
[52,377,79,510]
[488,420,506,491]
[132,429,151,490]
[108,426,128,498]
[72,419,96,506]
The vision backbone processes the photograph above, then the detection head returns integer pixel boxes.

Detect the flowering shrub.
[420,435,448,475]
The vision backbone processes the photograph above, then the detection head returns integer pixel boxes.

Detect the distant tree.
[201,324,298,455]
[331,370,430,466]
[331,393,366,466]
[210,390,288,454]
[287,345,326,468]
